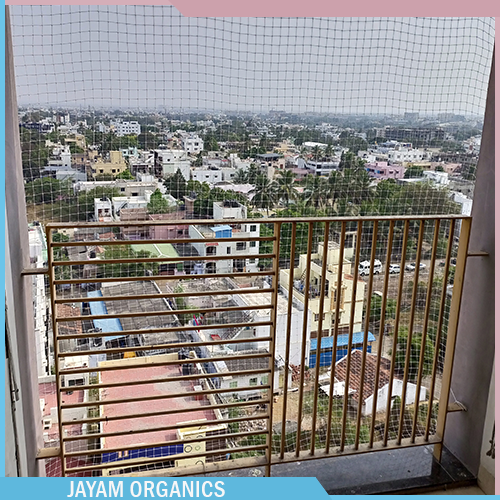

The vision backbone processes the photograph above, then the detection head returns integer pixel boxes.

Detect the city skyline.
[10,8,494,116]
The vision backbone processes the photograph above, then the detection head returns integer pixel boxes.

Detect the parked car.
[405,262,426,271]
[358,259,383,276]
[389,264,401,274]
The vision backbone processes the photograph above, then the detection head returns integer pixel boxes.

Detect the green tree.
[115,169,135,180]
[25,177,73,204]
[164,169,188,200]
[250,174,277,215]
[147,189,172,214]
[275,169,297,207]
[102,245,157,278]
[404,165,425,179]
[394,327,435,382]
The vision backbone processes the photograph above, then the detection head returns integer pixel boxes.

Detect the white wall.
[363,379,427,417]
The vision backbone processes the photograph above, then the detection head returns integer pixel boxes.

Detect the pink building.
[365,161,406,180]
[149,211,188,240]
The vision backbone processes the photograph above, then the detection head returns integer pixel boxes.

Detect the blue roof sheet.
[87,290,123,339]
[210,225,233,232]
[310,331,375,351]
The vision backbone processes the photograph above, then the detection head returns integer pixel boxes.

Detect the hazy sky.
[10,7,495,115]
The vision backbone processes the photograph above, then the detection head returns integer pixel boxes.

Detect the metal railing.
[42,215,471,477]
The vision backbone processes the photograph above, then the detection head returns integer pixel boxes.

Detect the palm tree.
[303,174,328,209]
[247,163,261,185]
[276,169,297,207]
[233,168,248,184]
[250,174,277,215]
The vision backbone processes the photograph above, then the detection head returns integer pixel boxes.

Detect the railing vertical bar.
[425,219,456,440]
[396,219,426,445]
[355,220,378,449]
[46,226,67,476]
[383,219,410,446]
[369,220,395,447]
[411,219,440,442]
[433,217,471,461]
[310,221,330,455]
[325,221,346,453]
[280,222,297,459]
[340,221,363,452]
[295,222,315,457]
[265,223,281,477]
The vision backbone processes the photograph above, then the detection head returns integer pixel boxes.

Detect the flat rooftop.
[99,357,218,451]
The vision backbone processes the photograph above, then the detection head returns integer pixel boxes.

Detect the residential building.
[280,241,366,338]
[111,120,141,137]
[335,350,427,417]
[181,133,204,154]
[91,151,128,178]
[365,161,405,180]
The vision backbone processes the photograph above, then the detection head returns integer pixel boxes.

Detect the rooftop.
[99,356,218,451]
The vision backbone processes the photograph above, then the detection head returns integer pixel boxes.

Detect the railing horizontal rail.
[53,254,276,266]
[57,305,272,322]
[59,352,272,375]
[51,236,275,247]
[62,414,270,443]
[61,384,272,409]
[59,368,272,393]
[58,336,273,358]
[62,399,271,426]
[64,444,269,475]
[64,429,268,459]
[56,321,272,341]
[55,292,272,305]
[46,214,470,231]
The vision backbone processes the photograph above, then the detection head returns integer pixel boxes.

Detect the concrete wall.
[442,53,495,477]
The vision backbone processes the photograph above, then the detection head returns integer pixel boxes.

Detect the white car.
[358,259,383,276]
[405,262,426,271]
[389,264,401,274]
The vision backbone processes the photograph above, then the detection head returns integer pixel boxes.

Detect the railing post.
[265,222,281,476]
[433,217,472,461]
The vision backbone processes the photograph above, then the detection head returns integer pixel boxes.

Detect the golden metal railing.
[43,215,470,477]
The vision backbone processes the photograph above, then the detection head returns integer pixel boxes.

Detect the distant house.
[334,350,427,417]
[365,161,405,180]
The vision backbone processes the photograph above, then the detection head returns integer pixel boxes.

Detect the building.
[387,147,432,164]
[28,223,50,378]
[188,201,260,274]
[365,161,405,180]
[335,350,427,417]
[181,133,204,154]
[218,350,291,399]
[280,241,366,338]
[92,151,128,178]
[112,120,141,137]
[309,331,376,368]
[98,354,227,475]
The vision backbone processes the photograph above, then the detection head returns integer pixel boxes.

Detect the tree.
[435,165,444,172]
[246,163,261,185]
[233,168,248,184]
[404,165,425,179]
[25,177,73,204]
[394,327,435,382]
[164,169,188,200]
[102,245,158,278]
[303,175,328,209]
[250,174,277,215]
[147,189,172,214]
[276,169,297,207]
[115,169,135,180]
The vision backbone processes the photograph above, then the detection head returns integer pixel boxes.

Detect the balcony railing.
[40,215,470,477]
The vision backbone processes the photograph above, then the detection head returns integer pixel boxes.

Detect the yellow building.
[280,241,365,337]
[92,151,127,178]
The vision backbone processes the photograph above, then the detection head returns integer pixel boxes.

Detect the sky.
[9,7,495,116]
